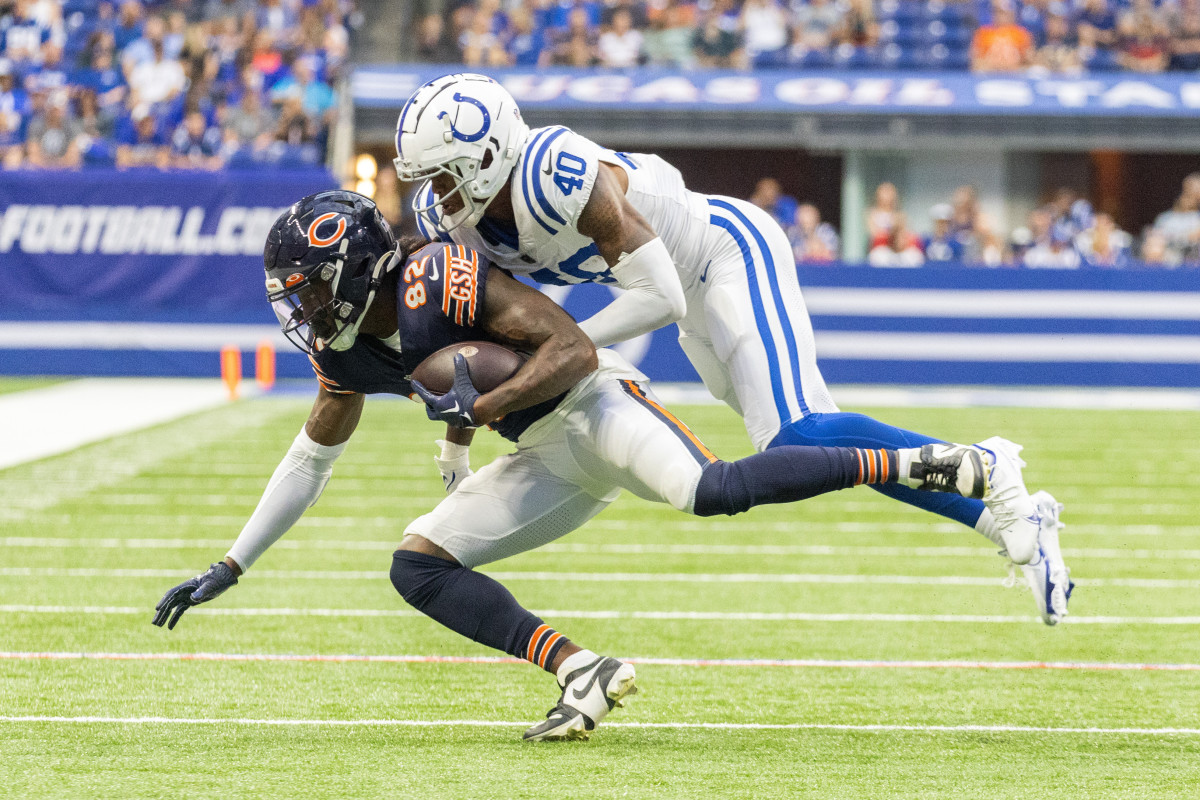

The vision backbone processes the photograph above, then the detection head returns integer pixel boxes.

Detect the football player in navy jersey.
[154,190,1007,741]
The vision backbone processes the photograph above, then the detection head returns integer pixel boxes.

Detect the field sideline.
[3,379,1199,798]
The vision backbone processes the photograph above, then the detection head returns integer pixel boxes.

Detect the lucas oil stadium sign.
[353,67,1200,118]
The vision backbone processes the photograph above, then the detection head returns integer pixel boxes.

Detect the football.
[410,340,527,395]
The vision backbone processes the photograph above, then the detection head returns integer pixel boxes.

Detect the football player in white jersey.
[394,73,1071,625]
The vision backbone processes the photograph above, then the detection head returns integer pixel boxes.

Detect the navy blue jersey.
[309,242,565,441]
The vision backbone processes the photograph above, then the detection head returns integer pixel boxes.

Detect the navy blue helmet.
[265,190,399,354]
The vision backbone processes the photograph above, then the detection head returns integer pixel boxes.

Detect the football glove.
[151,561,239,630]
[411,353,481,429]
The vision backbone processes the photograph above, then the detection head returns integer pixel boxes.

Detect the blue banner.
[1,169,336,315]
[353,66,1200,118]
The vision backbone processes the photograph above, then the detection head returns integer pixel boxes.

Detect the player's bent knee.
[390,548,459,608]
[691,461,750,517]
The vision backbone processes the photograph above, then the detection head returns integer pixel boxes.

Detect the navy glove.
[411,353,481,429]
[152,561,239,630]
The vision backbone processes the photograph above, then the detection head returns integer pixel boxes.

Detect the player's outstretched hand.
[411,354,481,429]
[152,562,239,630]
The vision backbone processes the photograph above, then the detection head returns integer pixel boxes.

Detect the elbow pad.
[578,237,686,348]
[225,428,347,572]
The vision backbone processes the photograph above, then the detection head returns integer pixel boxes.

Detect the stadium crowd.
[413,0,1200,73]
[0,0,358,170]
[749,173,1200,268]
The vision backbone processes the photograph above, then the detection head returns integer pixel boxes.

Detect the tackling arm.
[574,163,686,348]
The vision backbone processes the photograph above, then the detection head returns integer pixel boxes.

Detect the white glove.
[434,439,472,494]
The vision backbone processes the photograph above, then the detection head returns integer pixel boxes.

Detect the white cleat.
[975,436,1040,565]
[1014,490,1074,625]
[523,656,637,742]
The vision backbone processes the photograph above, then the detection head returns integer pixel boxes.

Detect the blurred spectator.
[545,7,598,66]
[948,185,978,242]
[506,5,547,66]
[602,0,650,30]
[788,203,840,263]
[73,35,128,112]
[792,0,843,52]
[274,93,316,147]
[121,15,177,75]
[270,57,334,120]
[414,8,461,63]
[1074,0,1117,48]
[170,108,222,169]
[1023,223,1081,268]
[115,108,169,168]
[692,5,743,68]
[1116,0,1170,73]
[1016,0,1050,45]
[222,82,273,149]
[866,181,899,246]
[749,177,798,229]
[970,1,1033,72]
[255,0,298,37]
[921,204,966,264]
[25,90,82,168]
[1139,229,1178,268]
[0,59,30,168]
[112,1,146,53]
[597,8,643,67]
[127,39,185,107]
[641,0,694,68]
[968,211,1007,266]
[1076,212,1132,267]
[835,0,878,48]
[1150,179,1200,264]
[460,6,509,67]
[202,0,257,24]
[2,0,60,67]
[869,212,924,267]
[741,0,788,66]
[76,86,117,141]
[1170,0,1200,71]
[1032,9,1084,75]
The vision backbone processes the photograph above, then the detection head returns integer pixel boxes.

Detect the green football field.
[3,381,1200,799]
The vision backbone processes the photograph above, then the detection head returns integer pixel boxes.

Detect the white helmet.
[393,73,529,231]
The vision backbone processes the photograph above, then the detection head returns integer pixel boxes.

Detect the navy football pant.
[768,411,986,529]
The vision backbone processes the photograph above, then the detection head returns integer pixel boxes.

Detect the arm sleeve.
[576,237,687,348]
[225,428,347,571]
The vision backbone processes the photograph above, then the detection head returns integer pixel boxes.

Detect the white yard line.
[5,651,1199,672]
[2,537,1196,560]
[0,378,237,470]
[0,715,1195,735]
[0,565,1188,589]
[1,604,1196,624]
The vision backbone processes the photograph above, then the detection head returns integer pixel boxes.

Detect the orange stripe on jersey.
[622,380,717,463]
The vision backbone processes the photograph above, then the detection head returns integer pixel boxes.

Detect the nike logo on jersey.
[542,164,553,176]
[428,259,440,281]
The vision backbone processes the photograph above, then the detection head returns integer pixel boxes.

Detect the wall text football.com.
[0,205,288,256]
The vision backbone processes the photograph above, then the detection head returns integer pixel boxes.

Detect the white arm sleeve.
[577,237,686,349]
[225,428,346,571]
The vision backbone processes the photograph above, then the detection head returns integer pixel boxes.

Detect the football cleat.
[908,444,987,498]
[1012,490,1074,625]
[523,656,637,742]
[975,436,1040,565]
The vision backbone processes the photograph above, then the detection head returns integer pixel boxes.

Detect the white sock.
[896,448,920,489]
[556,649,599,686]
[975,507,1006,548]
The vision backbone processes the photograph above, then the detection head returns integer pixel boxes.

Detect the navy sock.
[389,550,569,671]
[692,445,895,517]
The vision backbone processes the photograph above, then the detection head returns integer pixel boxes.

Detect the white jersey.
[414,126,717,289]
[414,126,838,450]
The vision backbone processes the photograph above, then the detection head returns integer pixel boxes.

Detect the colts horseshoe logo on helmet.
[306,212,347,248]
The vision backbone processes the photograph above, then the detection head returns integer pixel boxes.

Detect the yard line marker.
[0,566,1192,589]
[3,604,1200,625]
[1,715,1198,736]
[5,651,1200,672]
[4,538,1200,561]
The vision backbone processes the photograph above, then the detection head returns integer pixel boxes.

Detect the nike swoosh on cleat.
[571,662,606,702]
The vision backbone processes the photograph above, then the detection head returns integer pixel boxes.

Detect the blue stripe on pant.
[767,412,987,529]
